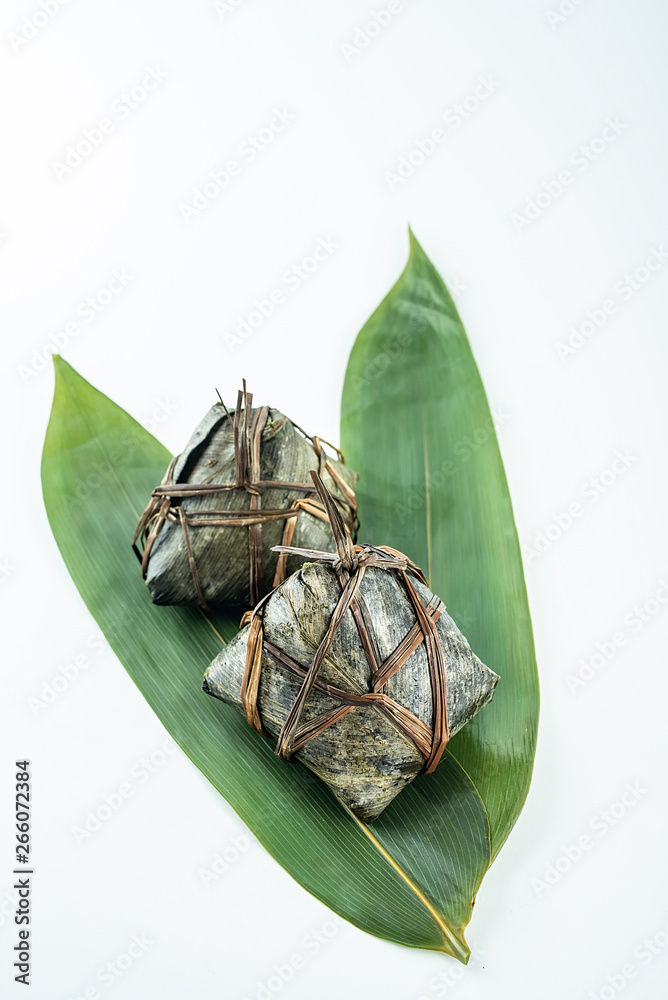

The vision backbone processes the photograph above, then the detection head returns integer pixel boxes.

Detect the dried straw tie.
[132,382,358,610]
[240,471,450,775]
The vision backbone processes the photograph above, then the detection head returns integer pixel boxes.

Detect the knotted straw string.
[240,471,450,775]
[132,382,358,610]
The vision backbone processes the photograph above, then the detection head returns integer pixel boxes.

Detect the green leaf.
[341,231,539,861]
[42,356,495,961]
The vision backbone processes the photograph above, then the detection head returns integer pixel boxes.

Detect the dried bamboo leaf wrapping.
[143,405,358,608]
[203,561,500,822]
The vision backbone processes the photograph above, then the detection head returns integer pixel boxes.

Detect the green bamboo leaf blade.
[370,749,491,938]
[341,233,539,860]
[41,356,492,960]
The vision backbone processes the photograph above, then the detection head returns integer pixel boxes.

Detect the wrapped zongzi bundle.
[132,384,358,609]
[202,473,499,822]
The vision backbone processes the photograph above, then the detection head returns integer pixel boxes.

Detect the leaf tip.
[52,354,70,383]
[52,355,85,396]
[407,225,425,260]
[447,928,471,965]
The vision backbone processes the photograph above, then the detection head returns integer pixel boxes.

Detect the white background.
[2,0,668,997]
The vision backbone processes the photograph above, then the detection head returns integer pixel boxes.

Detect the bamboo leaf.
[42,356,494,961]
[341,231,539,860]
